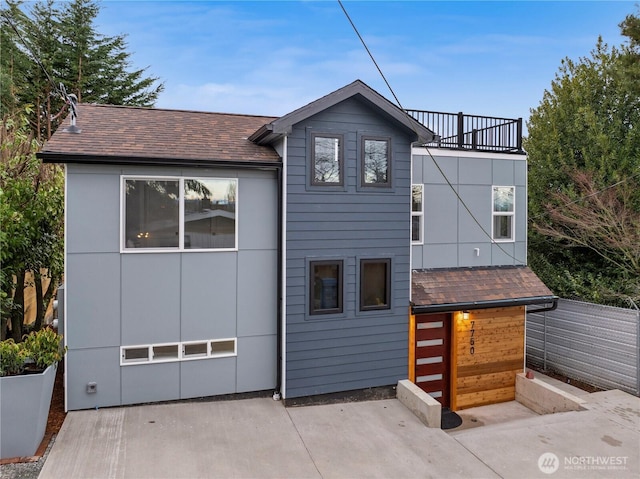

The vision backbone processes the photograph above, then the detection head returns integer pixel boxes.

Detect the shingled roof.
[412,266,556,313]
[38,104,280,167]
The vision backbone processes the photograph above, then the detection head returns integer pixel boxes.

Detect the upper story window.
[362,137,390,186]
[312,133,343,186]
[123,177,237,251]
[360,258,391,311]
[492,186,515,242]
[411,185,424,244]
[310,260,343,315]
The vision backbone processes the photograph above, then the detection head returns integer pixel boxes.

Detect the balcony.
[406,110,524,154]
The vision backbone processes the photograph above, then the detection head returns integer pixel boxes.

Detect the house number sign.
[469,320,475,355]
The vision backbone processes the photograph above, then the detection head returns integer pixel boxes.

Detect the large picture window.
[411,185,424,244]
[362,137,390,186]
[312,134,343,185]
[360,259,391,311]
[310,260,343,315]
[123,177,237,251]
[492,186,515,241]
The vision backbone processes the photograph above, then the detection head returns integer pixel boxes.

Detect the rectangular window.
[123,177,237,251]
[360,259,391,311]
[362,137,390,186]
[312,134,343,185]
[124,179,180,249]
[121,338,237,365]
[310,260,343,315]
[492,186,515,241]
[412,185,424,244]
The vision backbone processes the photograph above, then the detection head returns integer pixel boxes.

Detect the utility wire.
[1,7,78,127]
[338,0,404,110]
[338,1,526,264]
[1,10,62,98]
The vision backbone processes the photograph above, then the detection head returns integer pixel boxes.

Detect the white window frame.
[411,184,424,245]
[120,338,237,366]
[121,175,238,253]
[491,185,515,242]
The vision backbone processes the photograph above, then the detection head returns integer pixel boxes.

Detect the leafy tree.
[0,110,64,341]
[1,0,164,139]
[525,8,640,306]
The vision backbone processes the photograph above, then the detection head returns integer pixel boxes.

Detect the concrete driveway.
[39,387,639,479]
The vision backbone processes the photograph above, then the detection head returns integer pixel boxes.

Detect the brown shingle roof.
[412,266,555,310]
[39,104,280,166]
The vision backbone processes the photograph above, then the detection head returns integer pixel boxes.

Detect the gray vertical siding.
[285,97,414,398]
[65,164,278,410]
[411,151,528,269]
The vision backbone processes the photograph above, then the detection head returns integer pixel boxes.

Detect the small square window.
[360,259,391,311]
[362,137,390,186]
[312,134,343,185]
[310,260,343,315]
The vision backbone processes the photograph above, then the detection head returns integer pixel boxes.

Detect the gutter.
[411,295,558,314]
[37,152,282,170]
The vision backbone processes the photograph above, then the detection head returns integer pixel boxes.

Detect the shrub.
[21,328,66,370]
[0,339,26,376]
[0,328,66,376]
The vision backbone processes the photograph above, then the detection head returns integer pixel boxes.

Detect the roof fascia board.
[257,80,435,144]
[37,152,281,170]
[411,295,559,314]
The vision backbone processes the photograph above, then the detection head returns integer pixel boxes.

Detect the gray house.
[39,80,555,411]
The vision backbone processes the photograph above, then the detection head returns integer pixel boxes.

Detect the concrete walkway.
[39,384,640,479]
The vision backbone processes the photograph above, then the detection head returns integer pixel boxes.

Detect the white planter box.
[0,363,57,459]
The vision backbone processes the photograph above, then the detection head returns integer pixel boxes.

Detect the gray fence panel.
[526,299,639,396]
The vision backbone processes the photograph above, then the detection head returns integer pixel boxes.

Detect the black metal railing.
[406,110,524,154]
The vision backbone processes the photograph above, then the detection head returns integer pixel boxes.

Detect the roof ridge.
[76,103,278,120]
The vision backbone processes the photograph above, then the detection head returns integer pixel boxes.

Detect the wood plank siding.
[285,97,415,398]
[451,306,525,410]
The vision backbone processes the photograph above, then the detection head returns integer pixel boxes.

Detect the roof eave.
[411,295,559,314]
[252,80,436,145]
[37,152,282,170]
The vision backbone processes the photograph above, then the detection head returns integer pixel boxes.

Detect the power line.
[338,1,526,264]
[1,9,63,99]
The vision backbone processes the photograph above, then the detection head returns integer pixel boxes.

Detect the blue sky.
[95,1,636,126]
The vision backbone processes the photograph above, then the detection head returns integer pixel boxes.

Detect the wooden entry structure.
[409,306,526,411]
[412,313,452,406]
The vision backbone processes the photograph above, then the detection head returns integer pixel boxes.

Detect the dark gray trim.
[359,258,391,311]
[411,295,559,314]
[360,135,391,188]
[250,80,436,145]
[37,152,282,170]
[310,132,345,187]
[309,259,344,316]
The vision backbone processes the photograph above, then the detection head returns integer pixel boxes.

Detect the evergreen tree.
[525,8,640,305]
[0,0,163,139]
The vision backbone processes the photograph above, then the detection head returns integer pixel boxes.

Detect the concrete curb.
[515,372,587,414]
[396,379,442,428]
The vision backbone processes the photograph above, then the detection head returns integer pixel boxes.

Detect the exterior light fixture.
[462,310,470,320]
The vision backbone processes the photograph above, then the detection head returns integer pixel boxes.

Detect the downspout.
[273,135,288,400]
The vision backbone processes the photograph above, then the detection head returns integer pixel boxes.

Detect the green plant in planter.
[0,329,66,376]
[0,339,27,376]
[21,328,66,371]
